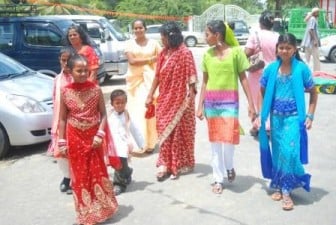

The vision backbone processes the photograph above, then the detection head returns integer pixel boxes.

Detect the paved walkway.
[0,86,335,225]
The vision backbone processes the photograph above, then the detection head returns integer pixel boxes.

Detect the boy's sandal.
[145,148,155,154]
[212,182,224,194]
[227,169,236,183]
[170,174,178,180]
[282,195,294,211]
[271,191,282,201]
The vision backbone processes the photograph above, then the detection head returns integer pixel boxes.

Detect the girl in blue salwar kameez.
[257,33,318,210]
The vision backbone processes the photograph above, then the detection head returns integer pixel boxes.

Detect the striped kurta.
[202,46,249,144]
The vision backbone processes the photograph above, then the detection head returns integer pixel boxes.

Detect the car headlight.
[320,39,329,46]
[7,95,46,113]
[118,50,127,61]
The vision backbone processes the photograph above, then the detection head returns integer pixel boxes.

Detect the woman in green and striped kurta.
[197,20,256,194]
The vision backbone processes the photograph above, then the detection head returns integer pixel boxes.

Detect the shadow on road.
[102,77,126,87]
[2,141,49,163]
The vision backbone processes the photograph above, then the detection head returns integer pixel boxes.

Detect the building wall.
[320,0,336,25]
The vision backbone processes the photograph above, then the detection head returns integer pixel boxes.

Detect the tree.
[267,0,319,17]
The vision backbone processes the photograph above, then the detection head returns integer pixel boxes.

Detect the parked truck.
[282,7,336,41]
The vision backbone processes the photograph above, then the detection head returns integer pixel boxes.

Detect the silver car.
[146,24,206,47]
[0,53,53,158]
[319,34,336,63]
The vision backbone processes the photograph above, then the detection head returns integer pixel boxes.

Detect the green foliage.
[267,0,319,13]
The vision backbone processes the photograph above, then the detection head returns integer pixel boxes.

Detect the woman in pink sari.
[47,46,74,194]
[58,54,119,225]
[146,22,197,181]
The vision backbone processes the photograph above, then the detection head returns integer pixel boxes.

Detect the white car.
[319,34,336,63]
[146,24,205,47]
[0,53,53,158]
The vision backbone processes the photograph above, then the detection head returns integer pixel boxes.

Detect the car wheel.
[185,36,197,47]
[329,47,336,63]
[0,125,10,158]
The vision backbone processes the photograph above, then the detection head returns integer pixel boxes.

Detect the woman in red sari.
[146,21,197,181]
[65,25,100,83]
[58,54,118,225]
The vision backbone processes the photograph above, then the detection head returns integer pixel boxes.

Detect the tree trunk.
[275,0,281,18]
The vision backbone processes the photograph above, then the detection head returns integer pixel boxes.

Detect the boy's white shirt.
[107,109,144,158]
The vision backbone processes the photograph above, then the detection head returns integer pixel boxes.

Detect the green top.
[202,46,249,90]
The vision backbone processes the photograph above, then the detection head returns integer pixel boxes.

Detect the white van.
[54,15,128,79]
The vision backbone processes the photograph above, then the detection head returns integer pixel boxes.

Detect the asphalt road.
[0,46,335,225]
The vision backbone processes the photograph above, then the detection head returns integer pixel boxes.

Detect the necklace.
[279,64,291,76]
[135,38,148,47]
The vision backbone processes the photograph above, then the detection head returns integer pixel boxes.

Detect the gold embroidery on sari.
[68,117,99,130]
[66,88,98,110]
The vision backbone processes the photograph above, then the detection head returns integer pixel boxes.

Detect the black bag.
[248,31,265,72]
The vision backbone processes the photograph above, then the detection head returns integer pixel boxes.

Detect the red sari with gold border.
[155,44,197,176]
[62,81,118,224]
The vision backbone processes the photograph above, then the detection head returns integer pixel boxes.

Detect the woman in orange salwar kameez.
[145,22,197,181]
[58,54,118,225]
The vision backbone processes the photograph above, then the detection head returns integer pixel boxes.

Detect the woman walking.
[197,20,256,194]
[125,19,162,155]
[58,54,119,224]
[145,21,197,181]
[257,33,318,210]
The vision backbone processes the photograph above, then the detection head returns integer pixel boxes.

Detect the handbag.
[145,103,155,119]
[247,31,265,72]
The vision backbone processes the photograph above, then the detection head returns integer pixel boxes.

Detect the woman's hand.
[305,118,313,130]
[248,106,257,122]
[92,135,103,148]
[252,116,261,130]
[57,139,68,156]
[145,95,154,107]
[196,106,204,120]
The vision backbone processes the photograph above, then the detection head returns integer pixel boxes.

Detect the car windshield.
[0,54,30,79]
[101,19,128,41]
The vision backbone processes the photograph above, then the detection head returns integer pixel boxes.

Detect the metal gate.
[190,4,255,32]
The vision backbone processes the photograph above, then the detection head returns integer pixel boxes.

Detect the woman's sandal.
[156,166,169,182]
[227,169,236,183]
[170,174,178,180]
[156,171,169,182]
[271,191,282,201]
[282,195,294,211]
[212,182,224,194]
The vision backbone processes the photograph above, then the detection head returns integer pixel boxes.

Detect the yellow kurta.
[125,38,161,149]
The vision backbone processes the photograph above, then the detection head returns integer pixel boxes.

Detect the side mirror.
[104,29,112,41]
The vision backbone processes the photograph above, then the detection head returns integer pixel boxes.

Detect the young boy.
[108,89,145,195]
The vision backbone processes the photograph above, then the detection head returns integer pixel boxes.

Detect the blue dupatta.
[259,57,310,179]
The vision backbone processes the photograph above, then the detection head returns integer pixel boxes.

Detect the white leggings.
[211,142,234,183]
[57,158,70,178]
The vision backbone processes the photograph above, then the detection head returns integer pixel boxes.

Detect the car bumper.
[319,45,330,58]
[4,111,52,146]
[105,60,128,76]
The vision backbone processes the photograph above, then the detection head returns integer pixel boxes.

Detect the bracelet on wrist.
[96,130,106,138]
[58,139,66,144]
[94,135,103,144]
[306,113,314,121]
